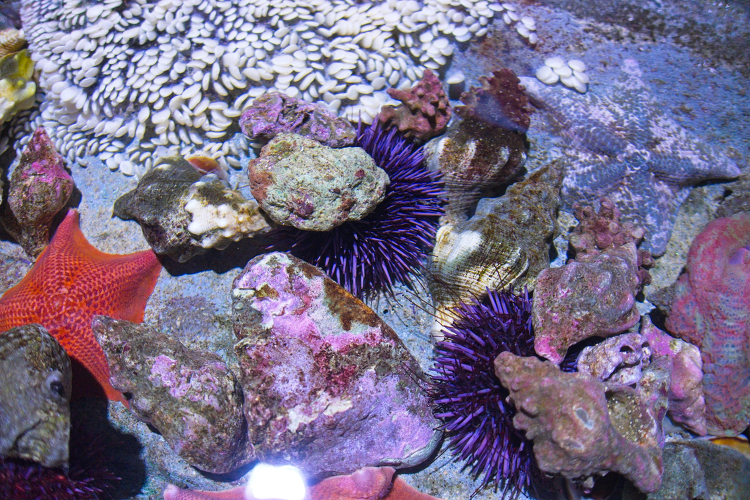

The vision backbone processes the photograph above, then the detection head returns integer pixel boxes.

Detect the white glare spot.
[246,463,307,500]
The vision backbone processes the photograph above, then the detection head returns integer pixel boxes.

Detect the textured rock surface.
[641,317,706,436]
[665,212,750,436]
[718,173,750,217]
[423,118,527,225]
[0,324,71,468]
[622,439,750,500]
[569,198,654,289]
[1,127,74,257]
[533,243,642,364]
[577,332,649,387]
[231,252,441,477]
[115,156,273,262]
[248,133,390,231]
[378,69,451,142]
[427,163,561,339]
[455,68,532,134]
[239,91,357,147]
[495,352,663,493]
[92,316,250,474]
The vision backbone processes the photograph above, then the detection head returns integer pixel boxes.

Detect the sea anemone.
[272,121,444,298]
[430,288,547,499]
[0,421,119,500]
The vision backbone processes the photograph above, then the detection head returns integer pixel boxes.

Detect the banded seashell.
[427,213,528,340]
[0,28,25,58]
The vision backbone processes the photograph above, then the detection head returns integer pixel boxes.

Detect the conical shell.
[428,214,528,340]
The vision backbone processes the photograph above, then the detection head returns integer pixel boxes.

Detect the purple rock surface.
[495,352,664,493]
[532,243,642,364]
[231,252,441,478]
[92,316,251,474]
[239,92,357,147]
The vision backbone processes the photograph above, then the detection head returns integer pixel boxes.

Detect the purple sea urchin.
[272,121,444,297]
[430,288,546,498]
[0,419,120,500]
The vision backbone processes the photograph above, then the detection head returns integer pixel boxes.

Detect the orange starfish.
[0,209,161,402]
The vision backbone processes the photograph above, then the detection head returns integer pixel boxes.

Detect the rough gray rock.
[92,316,251,474]
[0,324,71,468]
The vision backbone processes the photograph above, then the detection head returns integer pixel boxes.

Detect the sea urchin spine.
[276,121,444,297]
[431,288,546,499]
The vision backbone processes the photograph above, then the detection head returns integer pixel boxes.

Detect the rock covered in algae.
[455,68,533,134]
[577,332,650,387]
[92,316,251,474]
[664,211,750,436]
[569,197,654,290]
[247,133,390,231]
[495,352,664,493]
[423,118,527,225]
[641,317,707,436]
[378,68,451,142]
[0,324,71,468]
[231,252,441,477]
[0,48,35,126]
[239,91,357,147]
[427,163,562,339]
[0,127,74,257]
[533,242,642,365]
[114,156,273,262]
[622,439,750,500]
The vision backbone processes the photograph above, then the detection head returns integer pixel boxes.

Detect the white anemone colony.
[535,57,589,93]
[17,0,536,177]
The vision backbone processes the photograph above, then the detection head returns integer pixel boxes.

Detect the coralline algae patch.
[17,0,535,177]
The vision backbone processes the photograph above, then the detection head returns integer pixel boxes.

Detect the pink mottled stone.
[239,92,356,147]
[495,352,664,493]
[1,127,74,257]
[92,316,251,474]
[532,243,641,364]
[641,317,707,436]
[232,252,441,477]
[665,212,750,436]
[577,332,649,386]
[378,69,451,142]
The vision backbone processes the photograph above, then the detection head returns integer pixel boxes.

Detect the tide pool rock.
[92,316,251,474]
[0,324,71,468]
[495,352,664,493]
[231,252,441,477]
[239,92,357,147]
[114,156,273,262]
[248,133,389,232]
[532,243,642,365]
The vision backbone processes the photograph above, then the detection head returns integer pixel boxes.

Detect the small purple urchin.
[272,121,444,297]
[0,422,119,500]
[431,288,548,499]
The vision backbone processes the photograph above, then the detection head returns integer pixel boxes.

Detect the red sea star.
[0,209,161,402]
[163,467,443,500]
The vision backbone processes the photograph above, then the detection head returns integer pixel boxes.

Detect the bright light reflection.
[246,463,307,500]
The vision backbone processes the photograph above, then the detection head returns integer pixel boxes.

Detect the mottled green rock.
[0,324,71,468]
[248,133,390,231]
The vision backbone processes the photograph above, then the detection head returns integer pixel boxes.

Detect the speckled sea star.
[521,59,740,256]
